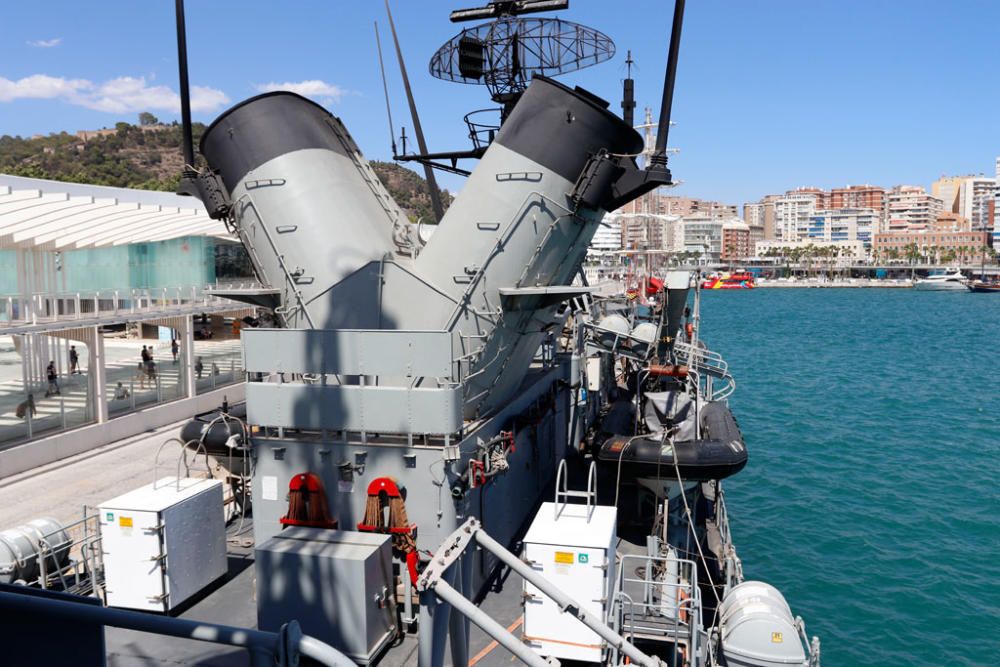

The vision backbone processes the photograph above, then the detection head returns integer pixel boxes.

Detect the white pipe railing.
[0,282,261,328]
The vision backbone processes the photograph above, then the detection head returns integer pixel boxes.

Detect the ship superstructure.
[0,2,820,666]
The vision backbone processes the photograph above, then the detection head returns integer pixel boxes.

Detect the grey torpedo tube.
[200,92,401,329]
[411,76,643,417]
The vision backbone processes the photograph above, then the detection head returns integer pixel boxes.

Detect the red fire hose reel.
[357,476,419,584]
[279,472,338,529]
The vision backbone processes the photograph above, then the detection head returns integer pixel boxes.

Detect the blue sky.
[1,0,998,206]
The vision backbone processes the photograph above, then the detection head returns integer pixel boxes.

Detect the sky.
[1,0,999,207]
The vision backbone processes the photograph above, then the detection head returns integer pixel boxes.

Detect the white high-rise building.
[773,193,818,242]
[807,208,881,248]
[994,158,1000,243]
[743,202,765,228]
[590,214,623,253]
[681,214,724,262]
[957,176,997,231]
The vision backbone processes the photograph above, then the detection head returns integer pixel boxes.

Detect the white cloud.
[83,77,179,113]
[27,38,62,48]
[0,74,230,114]
[191,85,231,113]
[253,79,347,103]
[0,74,89,101]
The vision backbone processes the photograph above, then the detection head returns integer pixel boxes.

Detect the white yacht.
[914,269,968,291]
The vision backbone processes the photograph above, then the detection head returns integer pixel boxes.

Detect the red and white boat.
[701,272,756,289]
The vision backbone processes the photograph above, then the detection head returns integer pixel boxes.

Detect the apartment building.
[885,185,943,231]
[773,192,819,242]
[721,219,751,261]
[995,157,1000,244]
[931,175,971,214]
[591,214,623,253]
[681,214,724,262]
[807,207,881,248]
[957,176,997,231]
[743,195,778,240]
[873,230,990,260]
[828,185,886,217]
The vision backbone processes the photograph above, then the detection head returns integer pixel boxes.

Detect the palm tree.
[902,243,921,278]
[805,244,817,278]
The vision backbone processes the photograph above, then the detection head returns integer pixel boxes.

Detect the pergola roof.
[0,174,234,250]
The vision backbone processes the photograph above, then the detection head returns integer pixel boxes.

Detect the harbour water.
[701,288,1000,666]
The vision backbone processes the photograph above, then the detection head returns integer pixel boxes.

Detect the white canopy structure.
[0,174,233,250]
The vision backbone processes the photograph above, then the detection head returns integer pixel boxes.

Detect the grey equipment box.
[256,527,396,664]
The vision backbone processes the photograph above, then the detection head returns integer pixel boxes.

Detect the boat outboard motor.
[656,269,691,361]
[199,92,402,329]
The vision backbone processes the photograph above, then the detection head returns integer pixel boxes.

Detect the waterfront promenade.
[0,335,242,449]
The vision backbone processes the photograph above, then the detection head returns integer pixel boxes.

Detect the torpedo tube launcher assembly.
[0,2,821,666]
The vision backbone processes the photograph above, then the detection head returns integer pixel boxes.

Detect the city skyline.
[2,1,1000,205]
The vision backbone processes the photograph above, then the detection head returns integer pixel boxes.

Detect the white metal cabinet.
[522,501,618,663]
[99,476,226,613]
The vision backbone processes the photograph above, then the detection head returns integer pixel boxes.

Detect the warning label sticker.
[554,551,574,564]
[119,516,133,528]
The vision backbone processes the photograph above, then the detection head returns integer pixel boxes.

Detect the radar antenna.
[430,0,614,118]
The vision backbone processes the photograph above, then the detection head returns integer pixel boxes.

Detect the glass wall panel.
[60,236,216,292]
[194,315,244,395]
[0,334,96,448]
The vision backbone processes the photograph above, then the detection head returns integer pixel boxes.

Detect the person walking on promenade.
[114,382,130,400]
[195,357,204,379]
[45,361,60,397]
[171,338,179,364]
[146,351,157,384]
[69,345,80,375]
[15,393,36,419]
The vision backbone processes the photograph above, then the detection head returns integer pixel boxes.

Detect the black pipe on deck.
[651,0,685,166]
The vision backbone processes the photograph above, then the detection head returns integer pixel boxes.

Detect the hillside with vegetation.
[0,115,452,222]
[370,160,453,223]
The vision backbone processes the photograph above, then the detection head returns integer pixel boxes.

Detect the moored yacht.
[913,269,967,291]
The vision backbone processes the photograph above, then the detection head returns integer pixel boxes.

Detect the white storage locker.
[99,476,226,613]
[522,501,618,663]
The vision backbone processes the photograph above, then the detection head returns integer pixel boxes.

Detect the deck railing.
[609,552,703,665]
[675,339,735,402]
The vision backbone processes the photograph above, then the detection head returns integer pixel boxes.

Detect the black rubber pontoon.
[597,401,747,481]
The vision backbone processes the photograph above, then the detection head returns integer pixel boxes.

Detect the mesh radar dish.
[430,2,615,116]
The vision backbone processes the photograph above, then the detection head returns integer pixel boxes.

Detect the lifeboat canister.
[718,581,808,667]
[0,517,72,585]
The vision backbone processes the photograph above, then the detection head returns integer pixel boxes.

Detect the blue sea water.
[699,288,1000,666]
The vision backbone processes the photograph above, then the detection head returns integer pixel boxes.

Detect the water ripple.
[702,289,1000,665]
